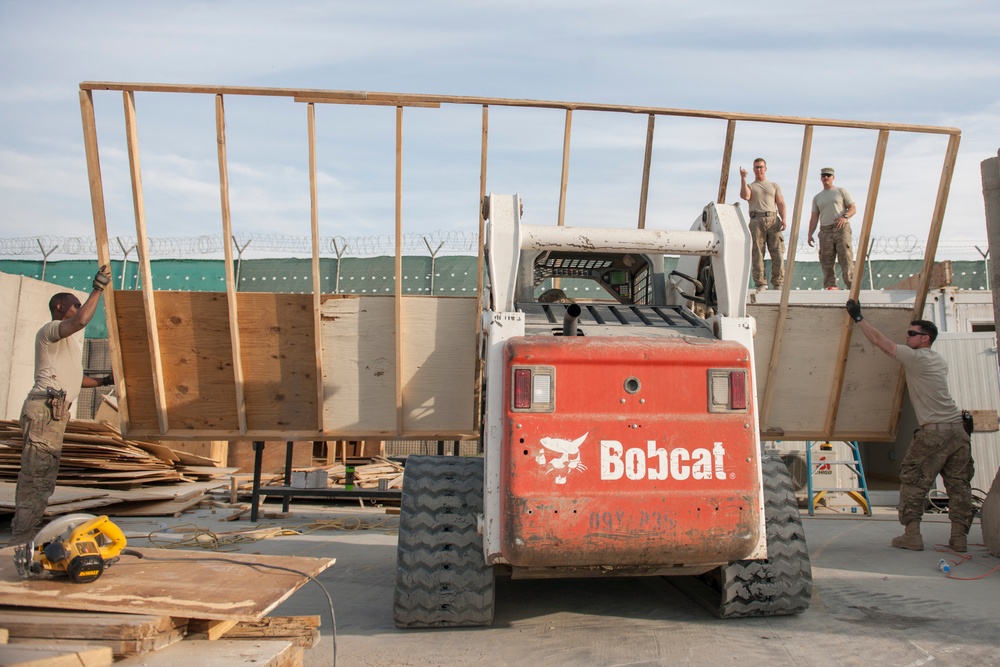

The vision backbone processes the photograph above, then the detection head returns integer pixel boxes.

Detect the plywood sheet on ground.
[749,303,913,440]
[115,639,301,667]
[0,643,114,666]
[0,547,334,622]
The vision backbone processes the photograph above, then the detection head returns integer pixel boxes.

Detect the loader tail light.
[729,370,747,410]
[510,366,556,413]
[708,368,749,413]
[513,369,532,409]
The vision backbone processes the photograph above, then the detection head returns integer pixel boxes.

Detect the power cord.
[933,545,1000,581]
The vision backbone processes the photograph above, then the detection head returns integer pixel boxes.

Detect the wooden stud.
[826,129,890,435]
[308,103,325,431]
[122,90,169,434]
[395,106,404,436]
[760,125,813,430]
[557,109,572,227]
[637,114,655,229]
[294,96,440,108]
[717,119,736,204]
[913,133,962,312]
[473,105,489,432]
[215,95,248,435]
[79,90,130,432]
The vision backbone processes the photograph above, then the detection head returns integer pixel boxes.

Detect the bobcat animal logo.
[535,432,588,485]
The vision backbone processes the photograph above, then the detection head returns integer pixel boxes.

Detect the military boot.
[949,523,968,553]
[891,520,923,551]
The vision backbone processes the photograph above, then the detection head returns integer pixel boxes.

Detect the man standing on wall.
[808,167,857,290]
[740,158,787,291]
[10,265,113,576]
[844,299,974,552]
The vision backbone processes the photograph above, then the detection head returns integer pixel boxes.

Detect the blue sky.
[1,1,998,260]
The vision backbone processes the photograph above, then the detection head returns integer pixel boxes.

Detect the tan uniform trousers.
[818,224,854,289]
[10,396,69,544]
[897,427,975,528]
[750,216,785,289]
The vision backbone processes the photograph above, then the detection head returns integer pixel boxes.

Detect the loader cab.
[517,250,667,306]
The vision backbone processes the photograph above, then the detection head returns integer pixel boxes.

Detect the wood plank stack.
[291,456,405,490]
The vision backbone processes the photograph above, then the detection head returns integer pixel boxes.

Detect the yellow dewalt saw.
[24,514,138,583]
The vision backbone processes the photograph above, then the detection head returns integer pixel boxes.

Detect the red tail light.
[729,370,747,410]
[513,368,532,409]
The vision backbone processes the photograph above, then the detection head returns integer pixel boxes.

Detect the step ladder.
[805,440,872,516]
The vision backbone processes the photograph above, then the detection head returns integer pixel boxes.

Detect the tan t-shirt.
[894,344,961,425]
[30,320,84,405]
[748,179,782,215]
[811,187,855,227]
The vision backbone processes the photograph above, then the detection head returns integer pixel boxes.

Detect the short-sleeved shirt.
[811,187,855,228]
[748,179,782,215]
[894,344,961,426]
[30,320,84,405]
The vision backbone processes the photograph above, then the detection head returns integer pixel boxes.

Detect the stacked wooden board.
[292,456,405,490]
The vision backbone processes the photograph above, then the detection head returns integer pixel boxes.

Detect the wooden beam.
[215,95,248,436]
[913,133,962,313]
[79,90,130,432]
[80,82,961,135]
[122,91,169,434]
[717,119,736,204]
[474,105,489,432]
[760,125,813,430]
[637,115,655,229]
[294,96,440,108]
[557,109,572,227]
[395,106,404,436]
[827,129,890,435]
[308,103,325,432]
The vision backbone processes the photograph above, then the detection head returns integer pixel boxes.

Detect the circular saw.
[26,514,133,583]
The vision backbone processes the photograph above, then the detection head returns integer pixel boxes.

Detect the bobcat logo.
[535,432,588,485]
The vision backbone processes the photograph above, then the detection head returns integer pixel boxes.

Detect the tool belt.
[29,388,69,421]
[749,211,775,218]
[921,421,963,432]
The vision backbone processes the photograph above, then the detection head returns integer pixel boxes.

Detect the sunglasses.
[820,174,833,177]
[906,330,928,337]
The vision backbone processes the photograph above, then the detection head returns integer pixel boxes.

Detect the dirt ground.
[5,502,999,666]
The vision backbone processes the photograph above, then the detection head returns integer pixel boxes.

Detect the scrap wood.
[0,643,114,666]
[188,615,321,648]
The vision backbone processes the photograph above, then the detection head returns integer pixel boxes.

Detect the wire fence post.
[423,237,444,295]
[37,239,59,282]
[117,236,137,290]
[233,236,252,292]
[975,245,990,290]
[331,238,347,294]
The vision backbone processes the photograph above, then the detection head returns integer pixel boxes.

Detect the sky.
[1,1,998,262]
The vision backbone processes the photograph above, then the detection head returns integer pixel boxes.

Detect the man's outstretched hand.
[846,299,863,322]
[93,265,111,292]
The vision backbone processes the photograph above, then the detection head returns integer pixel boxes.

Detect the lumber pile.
[286,456,404,490]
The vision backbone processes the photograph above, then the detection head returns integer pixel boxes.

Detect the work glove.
[99,373,114,387]
[845,299,863,322]
[93,265,111,291]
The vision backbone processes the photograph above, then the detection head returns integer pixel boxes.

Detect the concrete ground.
[6,502,999,666]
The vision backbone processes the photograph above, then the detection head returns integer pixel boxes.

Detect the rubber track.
[393,456,495,628]
[714,450,813,617]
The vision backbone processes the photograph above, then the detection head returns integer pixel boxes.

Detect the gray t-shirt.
[30,320,84,405]
[748,179,782,215]
[894,344,961,425]
[811,187,855,227]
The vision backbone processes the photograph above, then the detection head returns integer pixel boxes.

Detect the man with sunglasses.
[807,167,857,290]
[845,299,974,552]
[9,265,113,576]
[739,158,787,291]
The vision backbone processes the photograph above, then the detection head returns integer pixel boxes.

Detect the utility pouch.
[961,410,974,436]
[46,388,68,421]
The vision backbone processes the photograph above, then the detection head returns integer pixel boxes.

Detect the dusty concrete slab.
[4,503,998,666]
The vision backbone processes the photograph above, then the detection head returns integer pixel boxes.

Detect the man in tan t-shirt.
[740,158,787,291]
[845,299,974,553]
[10,265,112,576]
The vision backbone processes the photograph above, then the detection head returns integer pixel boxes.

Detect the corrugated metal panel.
[935,333,1000,495]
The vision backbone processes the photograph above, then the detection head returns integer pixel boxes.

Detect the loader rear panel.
[500,336,761,569]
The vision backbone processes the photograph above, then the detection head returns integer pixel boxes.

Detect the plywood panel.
[114,291,158,430]
[750,303,912,440]
[401,297,477,433]
[0,273,19,418]
[320,296,396,433]
[237,293,318,431]
[154,292,239,431]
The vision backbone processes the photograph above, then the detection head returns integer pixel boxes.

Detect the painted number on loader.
[600,440,728,481]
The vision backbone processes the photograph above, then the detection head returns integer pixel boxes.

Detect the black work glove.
[100,373,114,387]
[93,265,111,291]
[845,299,863,322]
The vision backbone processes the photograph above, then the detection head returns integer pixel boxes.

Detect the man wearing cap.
[807,167,857,290]
[740,158,787,291]
[844,300,974,552]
